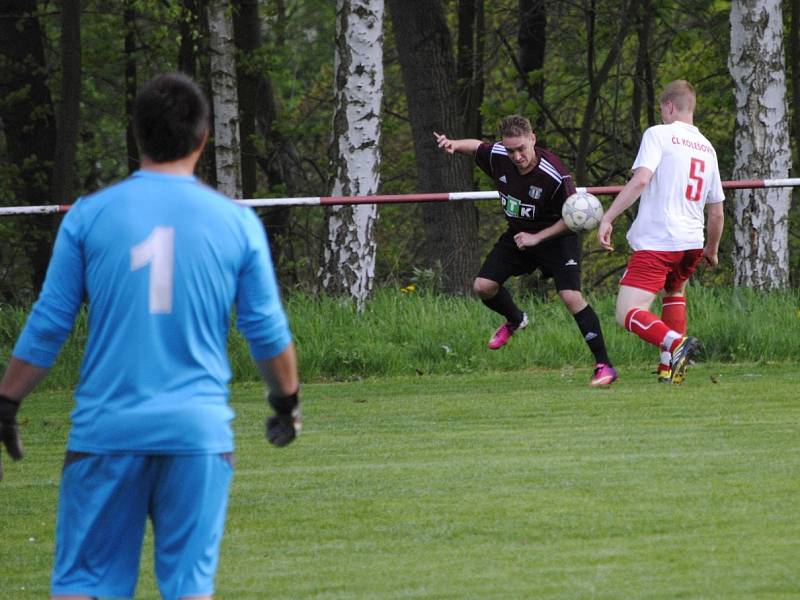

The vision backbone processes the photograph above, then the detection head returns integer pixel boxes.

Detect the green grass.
[2,363,799,599]
[3,286,798,389]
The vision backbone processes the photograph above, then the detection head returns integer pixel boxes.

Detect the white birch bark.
[320,0,384,308]
[207,0,242,199]
[728,0,791,289]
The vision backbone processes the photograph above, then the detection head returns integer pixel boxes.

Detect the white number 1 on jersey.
[131,226,175,314]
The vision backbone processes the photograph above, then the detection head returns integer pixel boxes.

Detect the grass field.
[2,362,799,599]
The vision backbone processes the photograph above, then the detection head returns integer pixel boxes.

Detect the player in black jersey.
[435,115,617,387]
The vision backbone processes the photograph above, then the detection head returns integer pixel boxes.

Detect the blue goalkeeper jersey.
[13,170,292,453]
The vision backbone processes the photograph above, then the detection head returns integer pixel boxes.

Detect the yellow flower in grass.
[401,283,416,294]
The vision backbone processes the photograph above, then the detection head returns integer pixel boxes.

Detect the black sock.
[573,304,611,365]
[482,286,524,324]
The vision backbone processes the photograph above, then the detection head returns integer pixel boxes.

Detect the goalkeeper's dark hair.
[133,72,210,163]
[499,114,533,138]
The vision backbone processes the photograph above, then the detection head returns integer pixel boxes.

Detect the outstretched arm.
[433,131,483,156]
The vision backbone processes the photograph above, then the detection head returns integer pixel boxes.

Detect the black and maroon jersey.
[475,142,577,234]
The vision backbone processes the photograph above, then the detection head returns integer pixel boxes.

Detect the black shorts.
[477,230,582,291]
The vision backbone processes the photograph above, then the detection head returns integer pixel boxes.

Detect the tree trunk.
[457,0,485,139]
[234,3,305,282]
[275,0,287,47]
[320,0,383,308]
[207,0,242,198]
[52,0,81,204]
[181,0,216,185]
[253,72,301,284]
[0,0,58,296]
[790,0,800,179]
[518,0,545,131]
[124,4,139,174]
[574,0,634,184]
[791,0,800,286]
[631,0,655,139]
[179,0,200,77]
[518,0,546,73]
[728,0,791,289]
[233,0,260,201]
[387,0,479,294]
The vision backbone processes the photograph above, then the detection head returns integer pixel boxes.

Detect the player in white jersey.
[598,80,725,384]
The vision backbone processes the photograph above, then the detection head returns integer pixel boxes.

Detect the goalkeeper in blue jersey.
[0,72,300,600]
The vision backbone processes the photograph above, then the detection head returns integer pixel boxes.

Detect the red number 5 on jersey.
[685,157,705,201]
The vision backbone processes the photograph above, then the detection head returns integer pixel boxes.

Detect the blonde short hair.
[659,80,696,113]
[499,115,533,138]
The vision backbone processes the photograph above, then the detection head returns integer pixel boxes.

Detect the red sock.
[625,309,682,350]
[661,296,686,334]
[659,296,686,370]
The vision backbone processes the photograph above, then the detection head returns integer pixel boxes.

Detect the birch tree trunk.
[728,0,791,289]
[207,0,242,198]
[320,0,383,308]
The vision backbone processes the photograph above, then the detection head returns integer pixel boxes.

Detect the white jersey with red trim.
[627,121,724,251]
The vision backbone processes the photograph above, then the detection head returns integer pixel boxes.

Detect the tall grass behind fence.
[0,286,797,390]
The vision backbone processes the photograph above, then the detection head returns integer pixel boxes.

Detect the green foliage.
[0,0,796,298]
[3,365,799,597]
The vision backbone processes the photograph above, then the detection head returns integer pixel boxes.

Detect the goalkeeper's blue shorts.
[51,452,234,600]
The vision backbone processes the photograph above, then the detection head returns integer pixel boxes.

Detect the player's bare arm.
[0,357,49,403]
[433,132,482,156]
[598,167,653,251]
[703,201,724,267]
[514,219,570,249]
[256,342,299,397]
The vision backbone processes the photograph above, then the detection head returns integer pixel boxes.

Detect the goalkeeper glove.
[0,395,24,481]
[266,390,302,447]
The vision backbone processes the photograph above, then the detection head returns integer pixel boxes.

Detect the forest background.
[1,0,798,305]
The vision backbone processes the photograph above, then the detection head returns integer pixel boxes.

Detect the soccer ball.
[562,192,604,232]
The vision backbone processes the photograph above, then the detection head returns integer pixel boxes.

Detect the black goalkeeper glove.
[266,390,302,447]
[0,395,24,481]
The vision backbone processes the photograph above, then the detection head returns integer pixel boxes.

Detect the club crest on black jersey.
[475,141,576,234]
